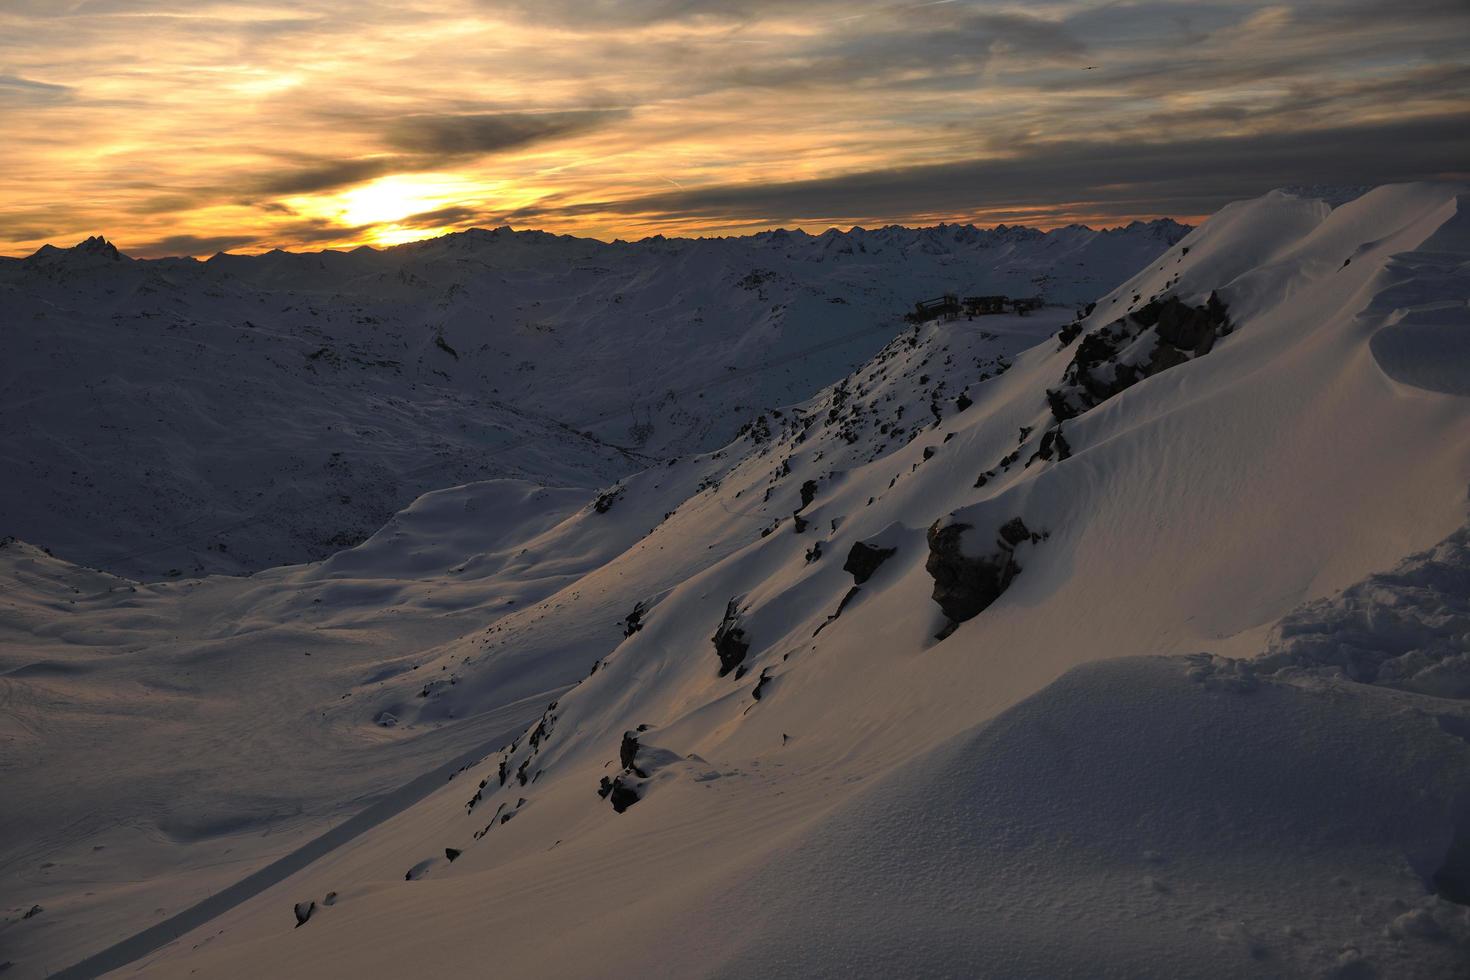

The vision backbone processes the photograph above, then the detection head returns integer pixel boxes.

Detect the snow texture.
[4,184,1470,980]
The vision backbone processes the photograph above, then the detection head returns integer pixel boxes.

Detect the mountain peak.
[27,234,123,263]
[75,234,120,257]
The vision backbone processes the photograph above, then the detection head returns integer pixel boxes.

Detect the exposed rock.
[843,541,896,585]
[619,730,647,775]
[1047,293,1231,422]
[752,667,775,701]
[445,847,462,862]
[623,600,646,637]
[814,586,862,637]
[593,486,624,514]
[294,900,315,927]
[1057,320,1084,348]
[926,517,1043,630]
[22,905,43,920]
[712,598,750,677]
[1030,427,1071,463]
[597,775,641,813]
[798,479,818,510]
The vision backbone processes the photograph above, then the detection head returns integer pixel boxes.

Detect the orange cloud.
[0,1,1465,256]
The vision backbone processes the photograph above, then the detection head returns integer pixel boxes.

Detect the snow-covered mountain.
[5,185,1470,979]
[0,219,1185,578]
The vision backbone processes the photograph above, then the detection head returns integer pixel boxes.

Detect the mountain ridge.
[1,214,1183,577]
[11,217,1193,263]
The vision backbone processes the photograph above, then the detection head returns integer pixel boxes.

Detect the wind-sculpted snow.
[1367,193,1470,397]
[659,656,1470,979]
[1258,522,1470,699]
[0,219,1184,578]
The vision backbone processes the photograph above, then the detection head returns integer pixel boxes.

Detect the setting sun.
[2,1,1463,258]
[332,175,471,227]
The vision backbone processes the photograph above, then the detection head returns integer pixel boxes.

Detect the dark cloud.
[129,217,380,257]
[251,156,404,196]
[266,218,377,246]
[0,73,76,106]
[1134,64,1470,135]
[513,113,1470,226]
[1049,0,1470,100]
[394,205,489,229]
[382,109,628,156]
[484,0,847,27]
[243,109,627,198]
[716,11,1084,91]
[128,232,258,258]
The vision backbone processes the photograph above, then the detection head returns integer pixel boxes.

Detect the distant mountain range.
[0,218,1187,576]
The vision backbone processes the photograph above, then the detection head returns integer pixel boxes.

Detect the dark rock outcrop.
[593,486,624,514]
[752,667,774,701]
[798,479,818,510]
[293,900,315,928]
[1056,320,1084,348]
[597,776,641,813]
[619,730,647,776]
[623,600,646,637]
[926,517,1044,632]
[712,599,750,677]
[1036,428,1071,462]
[445,847,462,862]
[1047,293,1231,421]
[843,541,896,585]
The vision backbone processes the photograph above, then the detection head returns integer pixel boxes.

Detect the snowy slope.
[5,185,1469,979]
[44,182,1463,980]
[0,220,1185,578]
[0,305,1070,972]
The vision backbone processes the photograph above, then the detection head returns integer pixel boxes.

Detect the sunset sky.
[1,0,1467,257]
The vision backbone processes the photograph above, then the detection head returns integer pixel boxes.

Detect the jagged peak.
[25,234,123,264]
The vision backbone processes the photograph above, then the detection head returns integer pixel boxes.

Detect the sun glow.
[330,174,476,226]
[1,0,1463,257]
[278,173,499,247]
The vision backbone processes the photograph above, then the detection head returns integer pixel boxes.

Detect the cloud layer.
[0,0,1466,256]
